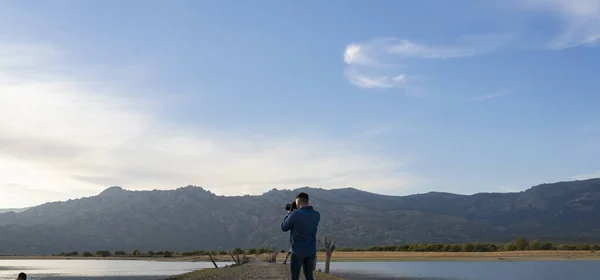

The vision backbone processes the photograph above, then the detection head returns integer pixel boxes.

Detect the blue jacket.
[281,206,321,257]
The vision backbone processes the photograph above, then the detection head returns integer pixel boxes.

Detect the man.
[281,192,320,280]
[17,272,27,280]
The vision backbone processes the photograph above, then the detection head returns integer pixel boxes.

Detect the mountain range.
[0,208,28,214]
[1,178,600,255]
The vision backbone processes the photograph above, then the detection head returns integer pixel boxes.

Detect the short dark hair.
[18,272,27,279]
[296,192,309,204]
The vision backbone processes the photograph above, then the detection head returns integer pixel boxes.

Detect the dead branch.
[207,252,219,268]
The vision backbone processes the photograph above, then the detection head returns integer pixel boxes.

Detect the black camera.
[285,201,297,211]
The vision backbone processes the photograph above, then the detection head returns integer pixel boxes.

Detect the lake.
[0,260,231,280]
[324,261,600,280]
[3,260,600,279]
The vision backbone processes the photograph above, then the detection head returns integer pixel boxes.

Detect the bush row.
[54,237,600,257]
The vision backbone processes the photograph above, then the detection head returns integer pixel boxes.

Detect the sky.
[1,0,600,208]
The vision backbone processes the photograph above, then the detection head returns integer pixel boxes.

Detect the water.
[320,261,600,280]
[0,259,232,280]
[4,260,600,280]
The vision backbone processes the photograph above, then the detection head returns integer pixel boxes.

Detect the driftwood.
[283,251,291,264]
[207,252,219,268]
[230,251,237,264]
[268,247,279,262]
[228,249,249,266]
[323,237,336,274]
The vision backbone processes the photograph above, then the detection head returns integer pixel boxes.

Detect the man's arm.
[281,211,296,232]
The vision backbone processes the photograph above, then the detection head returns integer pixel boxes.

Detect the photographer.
[281,192,321,280]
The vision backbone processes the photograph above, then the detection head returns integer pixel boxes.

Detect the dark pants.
[290,253,315,280]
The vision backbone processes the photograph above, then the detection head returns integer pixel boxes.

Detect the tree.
[96,250,111,257]
[462,243,475,252]
[540,242,554,250]
[323,237,337,274]
[219,251,228,255]
[515,237,529,251]
[232,248,244,255]
[504,243,516,251]
[529,240,541,250]
[132,250,142,256]
[248,248,257,255]
[114,251,127,256]
[258,248,268,255]
[83,252,93,257]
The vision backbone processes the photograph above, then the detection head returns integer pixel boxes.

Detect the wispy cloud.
[571,171,600,180]
[472,91,509,101]
[343,34,513,90]
[0,41,420,208]
[521,0,600,49]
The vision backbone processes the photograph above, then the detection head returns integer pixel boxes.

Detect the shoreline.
[4,251,600,262]
[314,251,600,262]
[0,255,233,262]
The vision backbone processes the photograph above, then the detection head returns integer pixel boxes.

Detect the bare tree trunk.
[236,253,240,265]
[269,248,279,263]
[230,252,238,264]
[283,251,291,264]
[323,237,336,274]
[207,252,219,268]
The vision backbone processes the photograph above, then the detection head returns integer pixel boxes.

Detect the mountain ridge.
[1,178,600,255]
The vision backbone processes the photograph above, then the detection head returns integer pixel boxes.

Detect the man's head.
[295,192,309,208]
[17,272,27,280]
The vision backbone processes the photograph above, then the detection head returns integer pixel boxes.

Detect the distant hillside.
[0,208,28,214]
[1,179,600,254]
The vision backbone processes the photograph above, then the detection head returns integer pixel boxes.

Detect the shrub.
[529,240,541,250]
[515,237,529,251]
[114,251,127,256]
[83,252,93,257]
[96,250,111,257]
[462,243,475,252]
[540,242,554,250]
[232,248,244,254]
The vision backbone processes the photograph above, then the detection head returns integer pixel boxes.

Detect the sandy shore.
[307,251,600,262]
[15,277,166,280]
[5,250,600,263]
[0,255,232,262]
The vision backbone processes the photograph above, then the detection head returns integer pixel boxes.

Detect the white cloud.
[0,42,420,208]
[521,0,600,49]
[473,91,509,101]
[345,68,406,89]
[343,35,512,89]
[571,171,600,180]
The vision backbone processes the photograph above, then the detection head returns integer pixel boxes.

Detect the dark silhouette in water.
[17,272,27,280]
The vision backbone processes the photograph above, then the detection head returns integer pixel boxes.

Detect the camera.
[285,201,297,212]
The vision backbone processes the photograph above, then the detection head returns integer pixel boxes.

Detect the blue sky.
[1,0,599,207]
